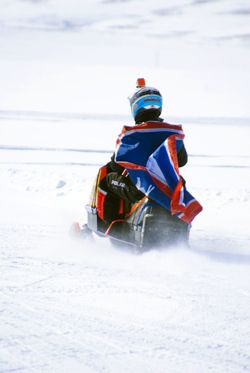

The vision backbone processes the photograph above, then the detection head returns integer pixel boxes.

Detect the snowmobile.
[85,196,191,252]
[75,121,202,252]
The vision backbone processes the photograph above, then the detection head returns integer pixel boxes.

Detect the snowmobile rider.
[99,78,188,208]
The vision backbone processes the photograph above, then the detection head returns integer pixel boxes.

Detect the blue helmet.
[129,80,162,123]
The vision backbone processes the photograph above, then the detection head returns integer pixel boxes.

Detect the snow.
[1,1,250,372]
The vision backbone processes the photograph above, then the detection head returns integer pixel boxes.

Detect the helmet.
[129,78,162,123]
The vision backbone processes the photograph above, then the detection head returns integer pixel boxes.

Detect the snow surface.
[1,1,250,372]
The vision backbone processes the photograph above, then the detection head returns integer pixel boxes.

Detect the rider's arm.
[177,144,188,167]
